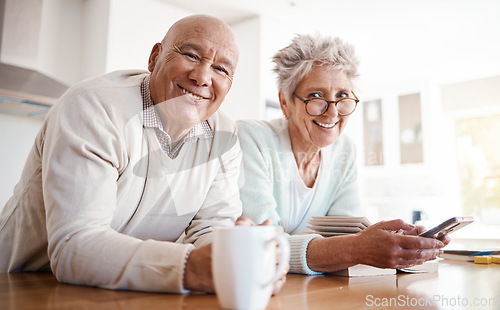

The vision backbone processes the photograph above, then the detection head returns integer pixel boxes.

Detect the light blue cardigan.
[237,118,362,274]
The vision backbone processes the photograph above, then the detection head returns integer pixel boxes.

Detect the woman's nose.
[324,102,339,117]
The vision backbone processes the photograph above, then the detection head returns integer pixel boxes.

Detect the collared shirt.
[141,75,214,159]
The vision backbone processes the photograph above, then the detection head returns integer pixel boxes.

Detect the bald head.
[162,15,239,64]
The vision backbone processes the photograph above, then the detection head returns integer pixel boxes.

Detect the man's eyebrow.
[177,43,201,53]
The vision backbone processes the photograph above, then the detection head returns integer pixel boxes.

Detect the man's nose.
[188,63,213,87]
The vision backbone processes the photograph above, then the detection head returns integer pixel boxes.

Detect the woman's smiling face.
[282,65,354,151]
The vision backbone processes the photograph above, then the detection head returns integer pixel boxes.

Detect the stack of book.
[439,250,500,262]
[331,261,439,277]
[306,216,371,237]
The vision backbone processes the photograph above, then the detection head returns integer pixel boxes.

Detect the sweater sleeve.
[43,87,194,293]
[288,234,323,275]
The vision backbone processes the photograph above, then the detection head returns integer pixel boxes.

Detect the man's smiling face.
[148,15,239,130]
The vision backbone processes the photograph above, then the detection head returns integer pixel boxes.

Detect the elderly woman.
[237,34,448,275]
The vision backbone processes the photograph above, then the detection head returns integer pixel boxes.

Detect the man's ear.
[148,43,161,72]
[278,90,290,119]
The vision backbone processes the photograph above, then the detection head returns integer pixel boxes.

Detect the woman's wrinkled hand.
[353,219,447,269]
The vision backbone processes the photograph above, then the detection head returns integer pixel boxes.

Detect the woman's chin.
[315,133,340,148]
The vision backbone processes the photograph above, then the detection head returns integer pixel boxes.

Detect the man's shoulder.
[45,70,148,128]
[208,109,237,133]
[69,70,148,93]
[56,70,147,109]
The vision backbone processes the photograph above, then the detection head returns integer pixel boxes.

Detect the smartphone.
[419,216,474,239]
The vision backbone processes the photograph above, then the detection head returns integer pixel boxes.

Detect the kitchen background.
[1,0,500,242]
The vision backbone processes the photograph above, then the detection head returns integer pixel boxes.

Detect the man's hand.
[235,216,271,226]
[183,217,289,294]
[184,245,214,293]
[235,216,289,295]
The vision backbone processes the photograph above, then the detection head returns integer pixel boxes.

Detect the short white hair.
[272,34,360,103]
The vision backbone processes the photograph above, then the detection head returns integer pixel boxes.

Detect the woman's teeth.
[315,121,336,128]
[182,88,204,100]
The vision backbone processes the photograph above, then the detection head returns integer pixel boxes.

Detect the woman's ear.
[278,90,290,119]
[148,43,161,72]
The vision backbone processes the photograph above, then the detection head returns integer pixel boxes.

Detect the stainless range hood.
[0,68,67,119]
[0,62,68,119]
[0,0,68,120]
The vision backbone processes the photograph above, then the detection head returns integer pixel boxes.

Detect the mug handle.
[263,234,290,287]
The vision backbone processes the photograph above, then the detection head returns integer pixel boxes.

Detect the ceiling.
[162,0,500,89]
[161,0,302,24]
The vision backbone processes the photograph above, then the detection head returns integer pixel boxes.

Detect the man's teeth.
[315,121,336,128]
[182,88,203,100]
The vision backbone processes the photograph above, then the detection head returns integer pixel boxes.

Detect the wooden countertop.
[2,260,499,309]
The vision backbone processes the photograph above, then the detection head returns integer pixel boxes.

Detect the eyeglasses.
[293,92,359,116]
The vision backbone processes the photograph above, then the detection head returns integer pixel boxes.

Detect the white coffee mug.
[212,226,290,310]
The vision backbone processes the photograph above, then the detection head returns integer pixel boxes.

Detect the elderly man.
[0,15,241,293]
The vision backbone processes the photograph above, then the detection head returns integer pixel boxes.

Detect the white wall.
[223,16,262,120]
[223,16,296,121]
[38,0,84,84]
[105,0,189,73]
[79,0,191,82]
[79,0,110,81]
[0,0,42,68]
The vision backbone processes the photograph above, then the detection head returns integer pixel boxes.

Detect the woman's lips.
[314,120,338,129]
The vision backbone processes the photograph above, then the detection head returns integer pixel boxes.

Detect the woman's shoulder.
[236,118,287,141]
[236,118,291,169]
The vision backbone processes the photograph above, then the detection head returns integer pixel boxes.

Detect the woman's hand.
[402,223,451,246]
[353,219,446,269]
[306,219,448,273]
